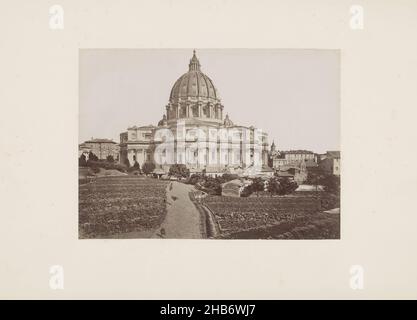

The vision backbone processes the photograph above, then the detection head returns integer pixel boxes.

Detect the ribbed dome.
[169,51,220,102]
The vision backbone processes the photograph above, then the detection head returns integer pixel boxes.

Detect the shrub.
[86,160,127,173]
[133,161,140,170]
[240,185,253,197]
[306,167,325,185]
[79,154,87,167]
[201,176,222,195]
[221,173,239,183]
[186,174,204,185]
[266,177,280,196]
[266,176,298,196]
[251,177,265,197]
[321,175,340,194]
[88,151,99,162]
[128,161,141,173]
[277,177,298,195]
[168,164,190,178]
[142,162,156,175]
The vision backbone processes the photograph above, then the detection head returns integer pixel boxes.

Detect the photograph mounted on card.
[78,49,340,239]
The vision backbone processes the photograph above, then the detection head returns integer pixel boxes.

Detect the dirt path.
[153,181,203,239]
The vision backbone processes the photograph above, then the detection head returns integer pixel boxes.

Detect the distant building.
[119,125,155,166]
[269,149,316,170]
[268,147,317,184]
[281,150,315,162]
[79,138,119,161]
[275,163,307,185]
[305,159,319,169]
[319,151,340,176]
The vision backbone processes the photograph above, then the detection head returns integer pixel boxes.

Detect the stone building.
[281,150,315,163]
[268,145,317,184]
[319,151,340,176]
[79,138,119,160]
[119,51,271,175]
[269,148,316,170]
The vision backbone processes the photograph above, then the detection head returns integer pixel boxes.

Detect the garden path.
[153,181,202,239]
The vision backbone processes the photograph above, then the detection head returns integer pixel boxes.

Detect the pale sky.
[79,49,339,154]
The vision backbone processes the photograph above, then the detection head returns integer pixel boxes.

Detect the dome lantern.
[188,50,201,71]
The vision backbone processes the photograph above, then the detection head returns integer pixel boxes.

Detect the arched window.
[203,105,209,117]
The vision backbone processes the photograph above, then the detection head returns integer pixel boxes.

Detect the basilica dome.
[169,51,220,103]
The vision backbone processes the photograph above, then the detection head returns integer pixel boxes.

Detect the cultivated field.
[79,176,169,238]
[202,195,340,239]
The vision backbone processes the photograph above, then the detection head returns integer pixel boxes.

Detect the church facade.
[119,51,272,176]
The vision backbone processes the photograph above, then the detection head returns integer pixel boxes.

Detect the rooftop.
[326,151,341,158]
[84,138,117,144]
[281,150,314,154]
[128,125,156,130]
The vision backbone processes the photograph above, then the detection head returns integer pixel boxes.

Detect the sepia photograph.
[79,49,340,239]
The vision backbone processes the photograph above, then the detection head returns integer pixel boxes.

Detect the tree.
[251,177,265,197]
[321,175,340,194]
[79,154,87,167]
[142,162,156,175]
[106,155,114,162]
[306,167,325,191]
[277,177,298,195]
[133,161,140,170]
[168,164,190,178]
[88,151,98,162]
[267,177,280,196]
[128,160,141,173]
[201,176,222,195]
[186,174,204,185]
[267,177,298,196]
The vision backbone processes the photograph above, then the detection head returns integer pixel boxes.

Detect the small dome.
[169,50,220,103]
[158,114,167,126]
[224,114,234,127]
